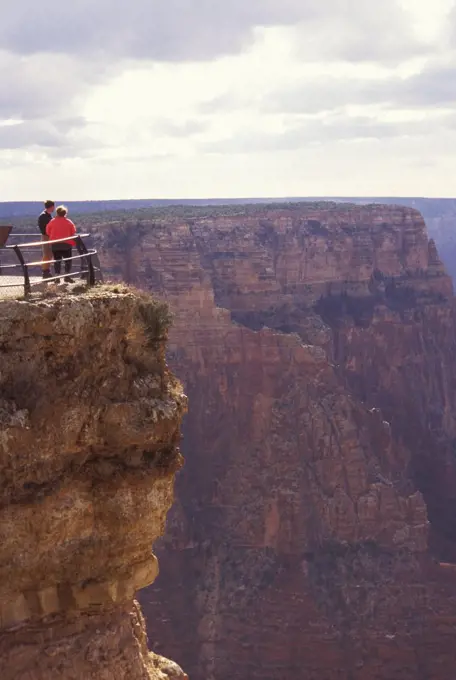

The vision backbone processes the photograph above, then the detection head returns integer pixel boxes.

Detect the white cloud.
[0,0,454,198]
[1,0,424,62]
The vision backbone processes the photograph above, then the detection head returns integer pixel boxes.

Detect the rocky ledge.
[90,204,456,679]
[0,286,188,680]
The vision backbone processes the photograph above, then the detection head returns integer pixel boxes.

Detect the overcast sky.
[1,0,455,200]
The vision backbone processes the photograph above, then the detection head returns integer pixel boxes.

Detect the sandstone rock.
[150,655,189,680]
[0,287,187,680]
[92,204,456,680]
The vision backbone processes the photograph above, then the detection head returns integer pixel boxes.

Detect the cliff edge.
[90,204,456,680]
[0,287,188,680]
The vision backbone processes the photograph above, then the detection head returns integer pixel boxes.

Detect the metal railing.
[0,229,102,297]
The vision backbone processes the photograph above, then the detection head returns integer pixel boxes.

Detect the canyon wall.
[92,204,456,680]
[0,287,187,680]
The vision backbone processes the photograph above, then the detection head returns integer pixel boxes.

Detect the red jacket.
[46,216,77,246]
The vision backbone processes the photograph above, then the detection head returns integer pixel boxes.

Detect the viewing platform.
[0,225,102,298]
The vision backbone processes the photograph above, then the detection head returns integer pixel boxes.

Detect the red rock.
[92,204,456,679]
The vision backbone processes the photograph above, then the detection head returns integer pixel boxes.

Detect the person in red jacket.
[46,205,77,283]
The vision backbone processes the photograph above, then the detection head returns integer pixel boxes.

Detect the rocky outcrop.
[0,287,187,680]
[92,204,456,680]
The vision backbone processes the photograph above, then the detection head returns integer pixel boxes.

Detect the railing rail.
[6,233,89,248]
[0,231,102,297]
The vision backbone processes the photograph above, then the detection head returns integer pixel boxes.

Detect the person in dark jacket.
[38,200,55,279]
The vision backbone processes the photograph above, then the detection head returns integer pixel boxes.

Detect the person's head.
[44,200,55,214]
[56,205,68,217]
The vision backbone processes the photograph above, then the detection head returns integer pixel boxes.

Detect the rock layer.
[92,204,456,680]
[0,287,187,680]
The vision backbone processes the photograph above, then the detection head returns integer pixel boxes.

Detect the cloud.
[0,1,317,60]
[451,3,456,45]
[0,118,100,156]
[202,113,451,154]
[0,0,450,165]
[292,0,427,64]
[397,63,456,107]
[200,60,456,117]
[2,0,424,63]
[0,50,113,122]
[151,118,208,138]
[0,121,62,150]
[0,50,110,157]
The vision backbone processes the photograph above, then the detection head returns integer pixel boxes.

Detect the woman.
[46,205,77,282]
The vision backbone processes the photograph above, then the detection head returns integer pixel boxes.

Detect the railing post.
[87,254,95,286]
[75,236,95,286]
[12,245,31,296]
[75,236,86,279]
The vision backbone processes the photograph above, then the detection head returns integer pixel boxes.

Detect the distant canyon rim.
[2,199,456,679]
[88,201,456,680]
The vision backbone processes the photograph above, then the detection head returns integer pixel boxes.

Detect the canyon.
[0,287,187,680]
[87,202,456,680]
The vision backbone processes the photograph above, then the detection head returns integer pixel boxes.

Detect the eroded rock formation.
[0,288,187,680]
[92,204,456,680]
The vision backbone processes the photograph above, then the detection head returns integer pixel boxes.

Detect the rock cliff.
[0,287,188,680]
[92,204,456,680]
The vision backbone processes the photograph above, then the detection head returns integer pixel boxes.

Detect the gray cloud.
[396,64,456,108]
[202,114,451,154]
[0,1,319,60]
[292,0,427,64]
[0,122,61,150]
[201,61,456,117]
[0,118,95,152]
[0,50,113,156]
[0,51,111,121]
[0,0,445,158]
[272,66,456,114]
[2,0,424,63]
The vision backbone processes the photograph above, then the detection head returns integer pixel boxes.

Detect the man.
[38,200,55,279]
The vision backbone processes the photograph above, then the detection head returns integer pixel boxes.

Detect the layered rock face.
[92,205,456,680]
[0,288,187,680]
[424,207,456,285]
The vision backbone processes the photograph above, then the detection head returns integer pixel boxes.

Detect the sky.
[0,0,455,200]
